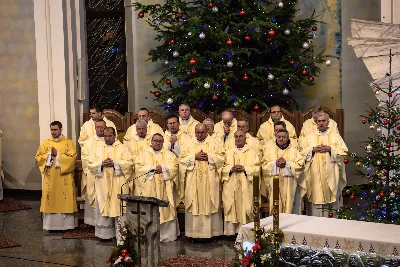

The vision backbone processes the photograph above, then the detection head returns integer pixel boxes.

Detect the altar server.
[88,127,134,239]
[134,133,179,242]
[178,104,200,137]
[124,108,164,143]
[262,129,305,214]
[78,105,116,147]
[81,119,106,225]
[35,121,77,230]
[299,113,347,217]
[222,130,260,235]
[179,123,225,238]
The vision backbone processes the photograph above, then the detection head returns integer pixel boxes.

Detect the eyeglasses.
[152,140,164,143]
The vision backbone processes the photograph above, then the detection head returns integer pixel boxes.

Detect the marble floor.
[0,198,236,267]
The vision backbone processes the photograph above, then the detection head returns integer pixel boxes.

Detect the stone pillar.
[118,194,168,267]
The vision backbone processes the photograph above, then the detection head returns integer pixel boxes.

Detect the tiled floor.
[0,199,235,267]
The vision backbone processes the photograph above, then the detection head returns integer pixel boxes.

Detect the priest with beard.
[88,127,134,240]
[134,133,179,242]
[222,130,260,235]
[179,123,225,239]
[262,129,305,214]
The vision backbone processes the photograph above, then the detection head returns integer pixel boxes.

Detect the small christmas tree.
[337,52,400,225]
[133,0,330,112]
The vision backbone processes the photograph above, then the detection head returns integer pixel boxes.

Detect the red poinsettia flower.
[252,241,262,252]
[107,252,114,263]
[246,253,253,259]
[242,257,250,265]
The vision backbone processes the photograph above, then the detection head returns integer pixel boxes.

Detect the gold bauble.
[356,162,362,167]
[370,125,375,130]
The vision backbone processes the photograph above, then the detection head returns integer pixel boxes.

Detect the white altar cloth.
[237,214,400,257]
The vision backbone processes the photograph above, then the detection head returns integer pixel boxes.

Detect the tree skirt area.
[161,255,231,267]
[63,224,96,239]
[0,235,20,249]
[0,198,31,212]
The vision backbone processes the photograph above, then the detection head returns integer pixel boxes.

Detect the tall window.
[85,0,127,113]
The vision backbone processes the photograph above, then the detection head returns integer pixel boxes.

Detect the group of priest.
[35,104,348,243]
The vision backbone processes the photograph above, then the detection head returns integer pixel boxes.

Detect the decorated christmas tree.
[336,54,400,225]
[133,0,331,112]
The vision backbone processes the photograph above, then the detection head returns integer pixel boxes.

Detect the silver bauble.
[326,59,332,66]
[227,61,233,68]
[390,192,396,198]
[166,98,173,104]
[278,2,284,7]
[204,82,210,89]
[268,73,274,80]
[212,6,218,13]
[377,160,381,165]
[172,51,179,57]
[199,32,206,39]
[302,42,310,49]
[284,29,291,35]
[282,88,289,95]
[377,127,382,133]
[164,60,169,65]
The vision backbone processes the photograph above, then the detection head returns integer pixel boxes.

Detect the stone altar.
[118,194,168,267]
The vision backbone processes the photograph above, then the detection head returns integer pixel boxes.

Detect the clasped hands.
[276,157,287,168]
[50,147,57,157]
[231,164,244,173]
[170,134,177,145]
[102,158,114,167]
[154,165,162,174]
[195,149,208,161]
[313,145,331,153]
[224,126,230,136]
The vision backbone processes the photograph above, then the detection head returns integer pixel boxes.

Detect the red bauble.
[121,249,128,254]
[290,60,295,65]
[212,95,218,101]
[285,100,291,105]
[301,69,308,75]
[178,13,184,17]
[380,113,385,118]
[389,93,393,97]
[239,10,246,15]
[222,78,228,83]
[226,39,233,45]
[189,58,196,65]
[243,74,249,81]
[309,76,314,82]
[394,189,399,194]
[138,12,144,18]
[191,69,197,74]
[268,29,276,36]
[253,105,260,111]
[396,138,400,143]
[169,39,175,44]
[343,158,349,164]
[165,79,171,85]
[384,120,389,125]
[154,91,161,97]
[208,2,213,7]
[312,26,318,31]
[266,37,272,42]
[349,195,356,200]
[372,203,377,208]
[328,212,334,218]
[395,117,399,121]
[379,192,385,197]
[386,143,391,148]
[244,35,251,41]
[362,119,367,124]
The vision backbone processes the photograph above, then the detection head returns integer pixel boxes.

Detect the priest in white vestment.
[262,129,305,214]
[214,111,237,143]
[124,120,152,158]
[124,108,164,143]
[178,104,200,137]
[134,133,179,242]
[88,127,134,239]
[179,124,225,239]
[299,113,348,217]
[222,130,260,235]
[78,105,117,147]
[300,106,339,137]
[81,119,106,225]
[262,121,298,149]
[257,105,297,145]
[224,119,259,152]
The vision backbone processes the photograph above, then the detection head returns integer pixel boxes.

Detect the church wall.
[0,0,41,190]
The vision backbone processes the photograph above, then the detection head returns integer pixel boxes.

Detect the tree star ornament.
[204,82,210,89]
[227,61,233,67]
[268,73,274,80]
[167,98,173,104]
[199,32,206,39]
[302,42,310,49]
[172,51,179,57]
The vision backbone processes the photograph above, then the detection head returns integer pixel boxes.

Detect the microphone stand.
[120,169,155,216]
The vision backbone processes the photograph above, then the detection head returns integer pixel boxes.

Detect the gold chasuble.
[179,116,200,137]
[225,132,260,151]
[134,148,178,224]
[262,142,305,213]
[300,118,339,137]
[78,117,116,147]
[124,134,152,159]
[214,118,238,140]
[81,135,104,208]
[35,136,77,214]
[222,145,260,234]
[179,136,225,238]
[123,120,164,142]
[88,141,134,218]
[299,127,348,205]
[257,118,297,144]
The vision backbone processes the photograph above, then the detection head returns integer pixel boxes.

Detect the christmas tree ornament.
[212,95,218,101]
[343,158,349,164]
[121,249,128,254]
[191,69,197,74]
[282,88,289,95]
[188,32,192,36]
[222,78,228,83]
[362,119,366,124]
[394,189,399,194]
[266,37,272,43]
[377,160,381,165]
[302,42,310,49]
[309,76,314,82]
[239,10,246,15]
[204,82,210,89]
[199,32,206,39]
[301,69,307,75]
[285,100,291,105]
[227,61,233,67]
[390,192,396,198]
[326,59,332,66]
[377,127,382,132]
[207,2,213,7]
[233,101,240,107]
[226,39,233,45]
[268,73,274,80]
[268,29,276,36]
[370,125,375,130]
[278,2,284,7]
[169,39,175,44]
[312,26,318,31]
[386,143,391,148]
[154,91,161,97]
[284,29,291,35]
[212,6,218,13]
[253,104,260,111]
[375,90,380,95]
[243,74,249,81]
[165,79,171,85]
[164,60,169,66]
[172,51,179,57]
[388,93,393,97]
[396,138,400,143]
[380,192,385,197]
[372,203,377,208]
[138,12,144,18]
[290,59,295,65]
[178,13,184,17]
[244,35,251,41]
[167,98,173,104]
[355,162,361,167]
[328,212,334,218]
[349,194,356,200]
[383,120,389,125]
[376,195,381,200]
[189,58,196,65]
